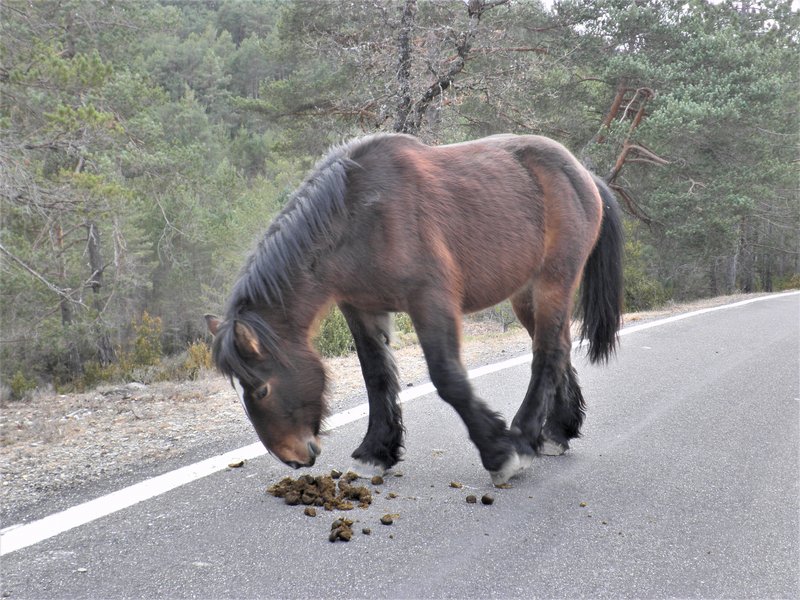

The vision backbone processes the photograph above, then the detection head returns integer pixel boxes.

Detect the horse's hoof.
[540,439,567,456]
[347,458,387,479]
[489,451,532,485]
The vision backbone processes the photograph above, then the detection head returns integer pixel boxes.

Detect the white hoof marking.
[517,452,534,470]
[540,439,567,456]
[489,451,532,485]
[347,459,387,479]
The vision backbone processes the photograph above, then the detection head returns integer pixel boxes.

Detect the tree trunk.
[85,220,116,365]
[709,259,719,296]
[392,0,417,134]
[728,250,738,293]
[739,218,754,293]
[86,221,103,296]
[52,222,71,326]
[51,221,82,375]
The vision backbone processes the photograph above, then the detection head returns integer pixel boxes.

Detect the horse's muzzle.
[283,439,322,469]
[308,439,321,459]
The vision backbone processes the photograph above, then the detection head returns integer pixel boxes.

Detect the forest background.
[1,0,798,397]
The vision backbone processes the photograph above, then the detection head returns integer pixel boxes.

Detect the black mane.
[230,147,356,311]
[214,136,389,379]
[226,133,416,316]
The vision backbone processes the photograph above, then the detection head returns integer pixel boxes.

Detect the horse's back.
[336,134,602,313]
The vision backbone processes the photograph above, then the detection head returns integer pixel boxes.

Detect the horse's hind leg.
[409,297,521,484]
[540,364,585,455]
[339,304,404,474]
[510,275,583,458]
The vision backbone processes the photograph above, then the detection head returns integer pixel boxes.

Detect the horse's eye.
[254,383,271,401]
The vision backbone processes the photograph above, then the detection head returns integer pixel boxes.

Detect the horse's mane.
[214,135,396,379]
[231,148,355,310]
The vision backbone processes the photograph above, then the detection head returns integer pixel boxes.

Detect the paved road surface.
[2,293,798,599]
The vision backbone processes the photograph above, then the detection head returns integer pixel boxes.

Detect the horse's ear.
[204,314,222,336]
[234,321,265,358]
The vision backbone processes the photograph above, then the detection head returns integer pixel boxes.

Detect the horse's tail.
[578,175,624,364]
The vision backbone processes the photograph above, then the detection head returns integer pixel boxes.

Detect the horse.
[205,132,623,485]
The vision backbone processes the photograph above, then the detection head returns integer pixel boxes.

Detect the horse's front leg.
[409,301,525,485]
[339,304,404,475]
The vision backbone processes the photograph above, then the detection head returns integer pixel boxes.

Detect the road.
[2,293,798,599]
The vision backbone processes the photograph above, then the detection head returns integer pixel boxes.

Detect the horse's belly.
[458,240,542,313]
[460,266,535,313]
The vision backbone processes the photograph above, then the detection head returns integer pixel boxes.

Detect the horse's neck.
[265,274,331,343]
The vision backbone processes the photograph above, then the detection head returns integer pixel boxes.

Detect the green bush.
[775,273,800,291]
[394,312,415,335]
[184,340,213,380]
[133,311,163,367]
[79,361,116,391]
[487,301,518,332]
[314,307,354,357]
[391,312,417,348]
[623,223,669,311]
[624,270,670,312]
[9,370,37,400]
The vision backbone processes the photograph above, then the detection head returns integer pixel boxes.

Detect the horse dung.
[329,517,354,542]
[267,474,372,511]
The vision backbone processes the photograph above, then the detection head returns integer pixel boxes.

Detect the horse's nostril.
[308,440,321,458]
[285,460,302,469]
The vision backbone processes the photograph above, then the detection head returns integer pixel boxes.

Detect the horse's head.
[205,313,326,468]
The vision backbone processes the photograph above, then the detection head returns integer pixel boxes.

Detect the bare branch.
[0,242,87,309]
[471,46,549,56]
[609,183,659,228]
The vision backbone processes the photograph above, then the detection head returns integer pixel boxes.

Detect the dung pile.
[267,473,372,511]
[329,517,354,542]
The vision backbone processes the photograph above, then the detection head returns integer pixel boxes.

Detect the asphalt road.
[2,293,798,599]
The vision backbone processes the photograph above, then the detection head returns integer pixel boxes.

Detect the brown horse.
[205,133,623,484]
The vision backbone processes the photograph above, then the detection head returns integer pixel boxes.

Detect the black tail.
[578,175,624,363]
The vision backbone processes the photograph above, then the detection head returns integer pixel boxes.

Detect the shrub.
[114,349,136,382]
[775,273,800,291]
[9,370,37,401]
[487,301,518,332]
[184,340,213,380]
[623,223,669,311]
[624,270,670,312]
[151,352,189,383]
[133,312,162,367]
[79,361,116,391]
[314,307,354,357]
[394,312,415,335]
[392,312,417,348]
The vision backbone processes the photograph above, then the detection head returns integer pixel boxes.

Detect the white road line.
[2,291,797,556]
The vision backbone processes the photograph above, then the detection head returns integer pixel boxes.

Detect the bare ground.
[0,293,768,516]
